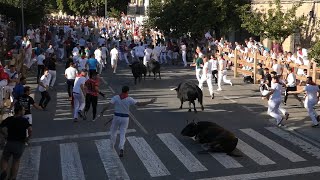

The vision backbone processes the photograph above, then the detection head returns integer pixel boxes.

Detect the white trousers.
[305,99,319,125]
[199,74,214,96]
[25,52,32,68]
[182,51,187,66]
[268,99,282,124]
[218,70,232,90]
[73,93,85,119]
[196,69,202,83]
[111,58,118,73]
[110,116,129,150]
[160,53,167,64]
[49,70,56,87]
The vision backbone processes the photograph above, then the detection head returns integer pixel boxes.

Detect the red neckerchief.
[119,93,128,100]
[298,50,303,55]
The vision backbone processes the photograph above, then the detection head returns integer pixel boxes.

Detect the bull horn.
[170,87,177,91]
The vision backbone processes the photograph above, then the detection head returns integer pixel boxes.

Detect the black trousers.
[39,91,51,108]
[67,79,75,98]
[89,69,97,78]
[84,94,98,119]
[37,65,45,83]
[212,70,218,83]
[284,86,300,103]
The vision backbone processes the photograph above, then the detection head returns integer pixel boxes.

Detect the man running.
[100,86,156,157]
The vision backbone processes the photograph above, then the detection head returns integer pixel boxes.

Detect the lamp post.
[21,0,25,36]
[105,0,108,18]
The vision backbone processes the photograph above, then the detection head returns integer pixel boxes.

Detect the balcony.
[127,4,146,16]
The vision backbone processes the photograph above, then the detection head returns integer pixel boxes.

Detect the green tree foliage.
[239,0,306,44]
[309,40,320,64]
[146,0,249,38]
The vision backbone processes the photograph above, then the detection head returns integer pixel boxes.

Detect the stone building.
[251,0,320,51]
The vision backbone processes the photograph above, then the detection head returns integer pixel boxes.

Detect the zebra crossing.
[15,127,320,180]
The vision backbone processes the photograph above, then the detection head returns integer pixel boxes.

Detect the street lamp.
[21,0,25,36]
[105,0,108,18]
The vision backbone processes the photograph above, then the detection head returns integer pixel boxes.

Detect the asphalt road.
[15,60,320,180]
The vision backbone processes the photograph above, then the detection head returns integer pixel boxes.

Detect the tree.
[146,0,249,39]
[239,0,306,44]
[309,40,320,64]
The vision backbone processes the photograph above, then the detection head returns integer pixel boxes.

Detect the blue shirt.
[87,58,98,70]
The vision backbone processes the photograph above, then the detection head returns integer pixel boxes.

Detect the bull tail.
[197,89,204,111]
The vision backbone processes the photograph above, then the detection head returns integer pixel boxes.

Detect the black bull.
[181,121,240,157]
[171,81,204,112]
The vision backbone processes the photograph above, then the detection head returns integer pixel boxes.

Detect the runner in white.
[181,42,187,67]
[110,46,119,74]
[198,55,214,99]
[217,54,232,91]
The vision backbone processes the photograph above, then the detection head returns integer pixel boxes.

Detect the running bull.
[181,121,240,157]
[171,81,204,112]
[129,61,147,85]
[147,59,161,80]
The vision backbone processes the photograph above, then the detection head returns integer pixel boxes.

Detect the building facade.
[252,0,320,51]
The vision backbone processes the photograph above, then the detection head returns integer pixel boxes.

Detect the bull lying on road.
[171,81,204,113]
[129,61,147,85]
[181,121,240,157]
[147,60,161,80]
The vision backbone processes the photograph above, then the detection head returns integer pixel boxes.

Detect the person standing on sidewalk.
[100,86,156,157]
[289,77,320,127]
[0,104,32,180]
[38,69,51,110]
[73,70,88,122]
[65,62,78,100]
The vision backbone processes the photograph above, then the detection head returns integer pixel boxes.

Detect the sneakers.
[285,113,289,121]
[211,93,214,99]
[277,118,284,127]
[230,82,233,86]
[119,149,124,157]
[283,102,286,106]
[217,88,222,91]
[317,115,320,122]
[73,118,78,122]
[312,124,319,128]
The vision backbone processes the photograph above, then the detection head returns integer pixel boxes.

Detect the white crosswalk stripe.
[60,143,86,180]
[95,139,130,180]
[127,136,170,177]
[16,146,41,180]
[240,128,306,162]
[13,127,320,179]
[266,127,320,159]
[237,139,276,165]
[157,133,208,172]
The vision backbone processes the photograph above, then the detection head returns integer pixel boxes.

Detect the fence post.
[312,60,317,82]
[307,62,311,77]
[234,49,238,78]
[253,51,258,84]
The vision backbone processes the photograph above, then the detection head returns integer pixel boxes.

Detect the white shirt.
[24,40,32,53]
[111,95,137,114]
[136,46,145,57]
[144,48,152,59]
[270,83,282,101]
[46,48,54,55]
[6,70,18,86]
[272,64,282,75]
[38,75,50,92]
[37,54,45,65]
[94,49,102,61]
[209,59,218,71]
[110,48,119,60]
[78,58,87,70]
[98,38,105,46]
[79,38,86,47]
[305,84,319,101]
[73,76,87,94]
[286,73,296,87]
[65,67,78,80]
[202,61,210,75]
[72,47,80,57]
[181,44,186,52]
[218,59,227,71]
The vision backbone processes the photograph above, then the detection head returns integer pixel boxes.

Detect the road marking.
[210,153,243,169]
[95,139,130,180]
[157,133,207,172]
[241,105,254,112]
[197,166,320,180]
[266,127,320,159]
[237,139,275,165]
[16,146,41,180]
[60,143,85,180]
[127,136,170,177]
[240,128,306,162]
[223,96,237,103]
[30,129,136,143]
